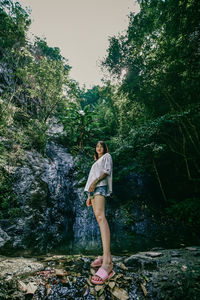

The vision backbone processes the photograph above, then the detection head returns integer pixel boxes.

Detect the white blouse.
[84,152,113,197]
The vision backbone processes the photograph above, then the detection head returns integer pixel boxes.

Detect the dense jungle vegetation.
[0,0,199,231]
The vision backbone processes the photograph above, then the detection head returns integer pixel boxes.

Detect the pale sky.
[18,0,140,89]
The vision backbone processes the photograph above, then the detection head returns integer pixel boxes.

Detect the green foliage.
[0,1,72,158]
[33,37,65,62]
[102,0,200,116]
[0,0,31,51]
[23,119,48,154]
[56,82,120,156]
[98,0,200,227]
[0,0,73,222]
[166,197,200,228]
[81,85,100,107]
[57,101,99,154]
[14,46,70,122]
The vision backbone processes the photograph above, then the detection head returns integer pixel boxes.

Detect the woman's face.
[96,143,104,157]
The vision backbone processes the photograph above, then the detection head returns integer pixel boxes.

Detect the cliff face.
[0,140,77,253]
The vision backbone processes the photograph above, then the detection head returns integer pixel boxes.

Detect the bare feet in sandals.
[90,255,103,267]
[91,262,115,284]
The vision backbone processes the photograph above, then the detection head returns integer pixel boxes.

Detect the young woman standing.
[84,141,115,284]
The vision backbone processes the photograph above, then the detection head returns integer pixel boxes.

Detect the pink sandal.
[90,256,103,268]
[91,265,115,284]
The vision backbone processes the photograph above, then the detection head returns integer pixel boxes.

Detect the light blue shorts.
[87,185,107,198]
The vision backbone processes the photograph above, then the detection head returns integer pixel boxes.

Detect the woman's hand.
[88,180,97,192]
[86,197,92,207]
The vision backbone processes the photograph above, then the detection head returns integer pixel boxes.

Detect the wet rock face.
[0,141,77,254]
[0,228,10,247]
[0,246,199,300]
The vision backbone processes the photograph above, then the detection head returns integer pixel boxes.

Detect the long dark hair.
[94,141,109,161]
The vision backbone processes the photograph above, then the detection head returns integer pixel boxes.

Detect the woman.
[84,140,115,284]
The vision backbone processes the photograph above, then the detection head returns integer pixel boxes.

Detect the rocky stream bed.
[0,246,200,300]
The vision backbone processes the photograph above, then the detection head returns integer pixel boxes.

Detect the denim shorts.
[88,185,107,198]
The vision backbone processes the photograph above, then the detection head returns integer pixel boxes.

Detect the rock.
[124,253,158,271]
[44,255,68,261]
[0,140,77,254]
[143,259,157,270]
[124,255,142,269]
[0,228,11,247]
[171,251,181,257]
[0,257,44,280]
[162,276,168,281]
[170,259,179,265]
[150,247,164,251]
[185,247,197,251]
[144,251,163,257]
[193,252,200,256]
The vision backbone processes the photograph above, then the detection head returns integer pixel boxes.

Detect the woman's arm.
[96,173,108,184]
[89,154,112,192]
[88,173,108,192]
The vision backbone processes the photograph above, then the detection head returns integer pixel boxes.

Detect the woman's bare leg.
[91,194,113,276]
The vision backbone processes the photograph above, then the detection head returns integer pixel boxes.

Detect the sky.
[18,0,140,89]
